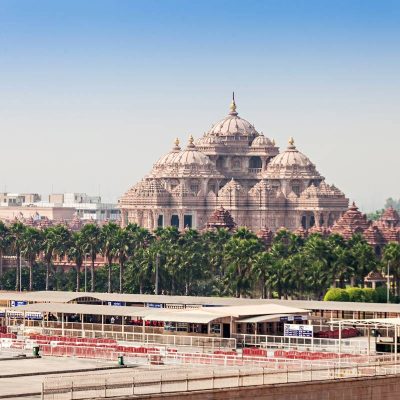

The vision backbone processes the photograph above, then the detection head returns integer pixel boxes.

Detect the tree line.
[0,220,400,300]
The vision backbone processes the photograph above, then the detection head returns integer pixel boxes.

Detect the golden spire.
[288,137,295,146]
[229,91,237,113]
[174,137,180,147]
[188,134,194,145]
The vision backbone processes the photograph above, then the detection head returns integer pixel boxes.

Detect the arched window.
[249,156,262,169]
[309,215,315,227]
[301,216,307,229]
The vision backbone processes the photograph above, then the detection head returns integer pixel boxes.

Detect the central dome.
[206,97,259,139]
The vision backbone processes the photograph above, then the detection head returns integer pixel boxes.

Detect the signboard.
[11,300,27,307]
[284,324,313,338]
[107,301,126,307]
[280,315,307,322]
[148,303,163,308]
[26,312,43,320]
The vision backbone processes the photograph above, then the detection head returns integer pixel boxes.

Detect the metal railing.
[42,360,400,400]
[234,333,370,354]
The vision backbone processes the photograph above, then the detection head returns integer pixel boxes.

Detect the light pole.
[387,261,391,303]
[84,253,87,293]
[155,253,160,295]
[19,251,22,292]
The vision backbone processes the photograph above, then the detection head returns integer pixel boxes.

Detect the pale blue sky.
[0,0,399,210]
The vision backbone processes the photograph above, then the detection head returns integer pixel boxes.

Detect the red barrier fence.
[315,328,359,339]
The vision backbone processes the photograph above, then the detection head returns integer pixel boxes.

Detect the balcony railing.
[248,168,262,173]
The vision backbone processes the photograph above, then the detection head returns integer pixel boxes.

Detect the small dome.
[251,133,273,147]
[173,135,213,166]
[196,135,223,147]
[266,138,321,179]
[154,138,181,167]
[268,138,313,168]
[206,97,259,138]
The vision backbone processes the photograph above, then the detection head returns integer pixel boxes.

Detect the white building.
[28,193,120,222]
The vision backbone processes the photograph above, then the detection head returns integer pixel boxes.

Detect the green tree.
[100,222,119,293]
[67,231,85,291]
[252,251,274,298]
[0,222,10,288]
[383,242,400,297]
[80,224,102,292]
[9,222,26,291]
[224,228,263,297]
[21,227,43,291]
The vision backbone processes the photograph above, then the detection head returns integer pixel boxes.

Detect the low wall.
[130,374,400,400]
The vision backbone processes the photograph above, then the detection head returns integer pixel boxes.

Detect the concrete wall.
[130,375,400,400]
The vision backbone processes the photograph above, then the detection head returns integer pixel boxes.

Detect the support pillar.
[62,313,64,336]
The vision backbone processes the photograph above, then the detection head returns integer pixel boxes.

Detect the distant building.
[33,192,120,222]
[0,193,41,206]
[0,192,120,226]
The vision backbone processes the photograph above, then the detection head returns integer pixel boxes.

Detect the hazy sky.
[0,0,399,211]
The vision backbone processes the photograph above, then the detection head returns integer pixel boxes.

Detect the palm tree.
[80,223,102,292]
[42,226,61,291]
[100,222,119,293]
[21,227,43,291]
[113,227,131,293]
[347,234,376,286]
[177,229,206,295]
[252,251,274,298]
[383,242,400,297]
[67,231,85,292]
[153,227,181,295]
[223,229,263,297]
[0,222,10,288]
[9,222,26,291]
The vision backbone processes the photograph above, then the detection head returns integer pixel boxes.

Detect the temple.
[119,96,349,232]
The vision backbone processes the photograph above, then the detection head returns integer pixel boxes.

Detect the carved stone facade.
[119,98,349,232]
[331,204,400,254]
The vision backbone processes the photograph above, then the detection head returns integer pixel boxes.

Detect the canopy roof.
[9,303,163,318]
[237,314,296,323]
[332,318,400,328]
[8,302,309,324]
[2,290,400,315]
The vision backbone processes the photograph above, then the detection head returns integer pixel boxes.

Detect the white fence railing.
[234,334,370,354]
[42,361,400,400]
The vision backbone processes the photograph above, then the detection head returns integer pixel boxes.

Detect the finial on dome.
[229,91,237,114]
[189,134,194,145]
[173,137,181,151]
[288,137,295,146]
[272,138,276,146]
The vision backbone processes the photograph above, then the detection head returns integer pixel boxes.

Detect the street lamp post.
[155,253,160,295]
[387,261,391,304]
[19,252,22,292]
[84,254,87,292]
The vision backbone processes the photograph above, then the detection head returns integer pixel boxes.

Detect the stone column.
[179,211,184,231]
[314,211,321,227]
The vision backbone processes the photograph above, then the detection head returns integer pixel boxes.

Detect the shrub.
[323,288,350,302]
[346,287,365,302]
